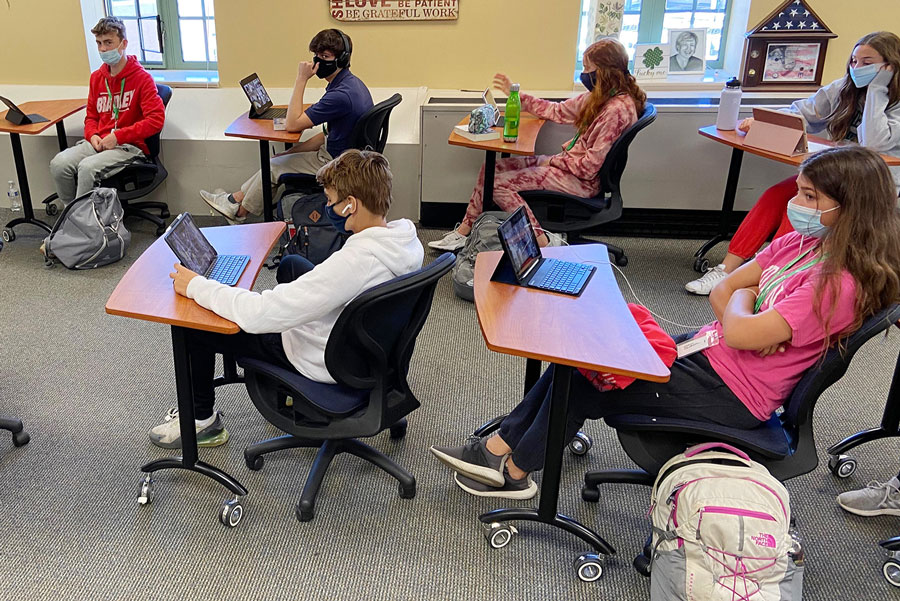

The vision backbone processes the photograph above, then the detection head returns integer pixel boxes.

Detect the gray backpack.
[43,187,130,269]
[451,211,509,302]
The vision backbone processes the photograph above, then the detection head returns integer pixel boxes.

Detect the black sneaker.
[454,471,538,500]
[429,436,508,486]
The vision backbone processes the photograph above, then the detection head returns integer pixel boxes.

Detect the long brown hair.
[827,31,900,141]
[576,38,647,133]
[799,147,900,347]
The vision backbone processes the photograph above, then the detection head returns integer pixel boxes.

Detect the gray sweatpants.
[50,139,144,203]
[239,145,332,216]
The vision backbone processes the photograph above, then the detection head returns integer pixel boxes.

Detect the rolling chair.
[97,84,173,236]
[238,252,454,522]
[581,303,900,502]
[1,416,30,447]
[276,93,403,196]
[519,103,657,267]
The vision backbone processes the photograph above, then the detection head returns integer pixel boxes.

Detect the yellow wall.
[747,0,900,84]
[1,1,897,89]
[0,0,90,85]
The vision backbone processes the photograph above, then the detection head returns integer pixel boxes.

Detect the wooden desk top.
[699,125,900,167]
[224,105,311,143]
[473,245,670,382]
[106,221,285,334]
[448,113,545,156]
[0,99,87,135]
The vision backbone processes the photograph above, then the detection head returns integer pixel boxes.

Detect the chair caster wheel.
[828,454,857,478]
[245,451,264,471]
[155,226,165,237]
[615,255,628,267]
[581,485,600,502]
[46,202,59,216]
[296,501,315,522]
[219,498,243,527]
[884,559,900,587]
[137,474,153,505]
[12,430,30,447]
[482,521,517,549]
[389,418,408,439]
[693,257,709,273]
[574,553,605,582]
[44,259,54,269]
[633,553,651,577]
[399,481,416,499]
[2,228,15,242]
[568,431,592,456]
[161,210,171,219]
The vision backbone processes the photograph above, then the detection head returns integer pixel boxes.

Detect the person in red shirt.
[49,17,165,204]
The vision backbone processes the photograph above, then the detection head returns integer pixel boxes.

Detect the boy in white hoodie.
[151,150,424,448]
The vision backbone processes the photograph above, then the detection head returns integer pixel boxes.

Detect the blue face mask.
[786,199,839,239]
[324,200,352,234]
[849,62,883,88]
[99,45,123,66]
[580,71,597,91]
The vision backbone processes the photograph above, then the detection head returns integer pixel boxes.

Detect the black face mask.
[313,56,338,79]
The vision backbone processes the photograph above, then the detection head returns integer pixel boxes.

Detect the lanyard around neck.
[754,247,823,313]
[105,77,125,124]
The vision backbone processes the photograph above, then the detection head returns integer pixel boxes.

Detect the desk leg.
[827,349,900,456]
[524,358,541,396]
[260,140,274,222]
[4,133,52,237]
[140,326,248,498]
[693,147,743,268]
[55,121,68,153]
[483,150,498,212]
[479,364,616,555]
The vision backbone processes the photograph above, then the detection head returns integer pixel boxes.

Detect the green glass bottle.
[503,83,520,143]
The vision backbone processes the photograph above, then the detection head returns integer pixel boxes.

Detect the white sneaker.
[200,190,245,225]
[545,231,567,247]
[428,229,467,251]
[685,264,728,295]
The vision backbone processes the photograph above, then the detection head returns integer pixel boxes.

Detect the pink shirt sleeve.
[754,231,799,270]
[520,92,588,125]
[548,97,635,181]
[769,273,858,348]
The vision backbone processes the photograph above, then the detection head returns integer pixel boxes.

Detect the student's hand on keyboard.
[170,263,200,297]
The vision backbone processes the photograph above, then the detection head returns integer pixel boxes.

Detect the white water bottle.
[715,77,742,131]
[7,181,22,213]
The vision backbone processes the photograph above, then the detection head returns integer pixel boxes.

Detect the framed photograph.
[762,42,820,82]
[668,28,707,74]
[633,44,669,81]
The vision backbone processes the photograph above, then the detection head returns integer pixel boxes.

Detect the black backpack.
[276,191,348,264]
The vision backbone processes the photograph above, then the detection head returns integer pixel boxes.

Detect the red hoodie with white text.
[84,55,165,155]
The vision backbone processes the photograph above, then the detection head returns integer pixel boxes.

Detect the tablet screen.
[164,213,217,275]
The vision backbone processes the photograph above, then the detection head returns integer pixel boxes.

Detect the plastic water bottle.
[7,181,22,213]
[715,77,742,131]
[503,83,521,143]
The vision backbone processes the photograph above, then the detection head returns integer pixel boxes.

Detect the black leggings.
[497,351,762,473]
[186,254,314,419]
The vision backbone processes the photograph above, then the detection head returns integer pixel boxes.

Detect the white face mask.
[99,43,123,66]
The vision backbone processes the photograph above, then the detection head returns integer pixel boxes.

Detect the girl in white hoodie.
[150,150,424,448]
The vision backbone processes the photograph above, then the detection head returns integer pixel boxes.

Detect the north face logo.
[309,210,321,223]
[750,532,776,548]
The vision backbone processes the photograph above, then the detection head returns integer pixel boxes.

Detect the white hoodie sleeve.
[788,78,844,135]
[859,67,900,152]
[185,248,375,334]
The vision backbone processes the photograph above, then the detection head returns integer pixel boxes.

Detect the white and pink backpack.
[648,443,803,601]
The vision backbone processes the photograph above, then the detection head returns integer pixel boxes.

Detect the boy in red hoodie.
[49,17,165,204]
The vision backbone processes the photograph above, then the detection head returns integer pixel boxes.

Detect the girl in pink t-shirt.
[430,146,900,500]
[428,38,644,251]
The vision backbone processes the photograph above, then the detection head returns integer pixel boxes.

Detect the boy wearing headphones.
[201,29,374,223]
[153,150,423,448]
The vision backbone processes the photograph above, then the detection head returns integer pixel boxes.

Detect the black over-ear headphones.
[335,29,351,68]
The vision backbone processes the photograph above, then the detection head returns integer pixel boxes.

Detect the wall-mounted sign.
[330,0,459,22]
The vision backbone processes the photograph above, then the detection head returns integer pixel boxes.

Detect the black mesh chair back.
[348,93,402,153]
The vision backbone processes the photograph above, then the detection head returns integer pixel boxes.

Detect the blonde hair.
[316,149,393,216]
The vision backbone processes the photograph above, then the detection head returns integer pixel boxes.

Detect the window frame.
[105,0,217,71]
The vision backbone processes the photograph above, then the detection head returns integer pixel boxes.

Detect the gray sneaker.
[685,264,728,295]
[200,190,245,225]
[430,436,508,486]
[148,411,229,449]
[428,229,467,252]
[837,476,900,517]
[454,471,538,500]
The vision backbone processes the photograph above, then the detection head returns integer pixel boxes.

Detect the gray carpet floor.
[1,211,898,600]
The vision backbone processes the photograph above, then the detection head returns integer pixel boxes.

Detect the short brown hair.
[309,29,351,58]
[316,150,392,217]
[92,17,127,41]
